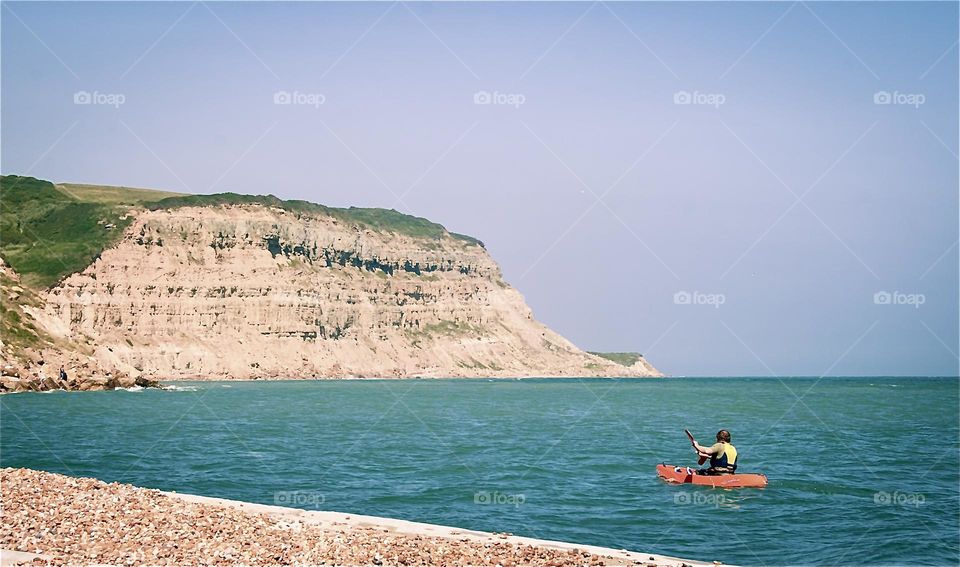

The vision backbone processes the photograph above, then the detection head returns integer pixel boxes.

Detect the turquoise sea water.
[2,377,958,566]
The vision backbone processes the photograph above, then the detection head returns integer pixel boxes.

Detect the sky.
[2,1,957,377]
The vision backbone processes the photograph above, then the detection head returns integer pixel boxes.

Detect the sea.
[2,376,958,566]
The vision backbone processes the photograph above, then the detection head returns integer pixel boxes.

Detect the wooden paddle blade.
[686,429,707,465]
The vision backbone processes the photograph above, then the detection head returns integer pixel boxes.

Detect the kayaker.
[693,429,738,475]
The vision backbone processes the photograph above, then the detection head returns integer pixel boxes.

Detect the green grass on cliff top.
[588,352,644,366]
[0,175,483,288]
[0,176,135,288]
[57,182,187,205]
[146,193,483,247]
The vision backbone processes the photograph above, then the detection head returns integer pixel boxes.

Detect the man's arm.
[694,442,720,456]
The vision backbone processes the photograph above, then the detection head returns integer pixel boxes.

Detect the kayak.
[657,463,768,488]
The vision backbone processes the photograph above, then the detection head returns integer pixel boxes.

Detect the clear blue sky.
[3,1,957,376]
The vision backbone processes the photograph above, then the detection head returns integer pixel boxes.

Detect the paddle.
[684,429,708,466]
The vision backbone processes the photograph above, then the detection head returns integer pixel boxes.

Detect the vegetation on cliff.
[588,352,645,366]
[0,175,483,289]
[147,193,484,247]
[0,176,134,288]
[0,263,54,351]
[56,182,186,205]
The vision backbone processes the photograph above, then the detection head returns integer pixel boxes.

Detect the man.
[693,429,737,475]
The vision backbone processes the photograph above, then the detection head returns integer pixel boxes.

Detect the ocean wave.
[161,385,199,392]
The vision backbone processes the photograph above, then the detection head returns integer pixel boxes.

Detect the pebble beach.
[1,468,705,567]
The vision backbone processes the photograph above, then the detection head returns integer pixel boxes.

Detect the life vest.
[710,442,737,469]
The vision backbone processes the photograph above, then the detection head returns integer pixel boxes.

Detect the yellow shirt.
[709,442,737,466]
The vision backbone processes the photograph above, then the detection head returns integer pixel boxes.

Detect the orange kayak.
[657,463,768,488]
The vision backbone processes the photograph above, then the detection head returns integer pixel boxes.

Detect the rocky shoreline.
[0,353,160,393]
[1,468,706,567]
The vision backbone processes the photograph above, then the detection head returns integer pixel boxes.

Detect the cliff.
[0,257,159,392]
[1,176,662,380]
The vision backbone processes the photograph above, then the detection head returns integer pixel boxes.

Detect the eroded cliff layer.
[35,204,660,379]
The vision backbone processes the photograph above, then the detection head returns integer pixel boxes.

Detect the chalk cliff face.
[35,204,661,379]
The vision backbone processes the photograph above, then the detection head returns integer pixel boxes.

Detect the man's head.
[716,430,731,443]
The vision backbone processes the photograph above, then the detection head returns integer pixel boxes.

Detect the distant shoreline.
[149,374,669,381]
[6,375,954,395]
[146,375,954,381]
